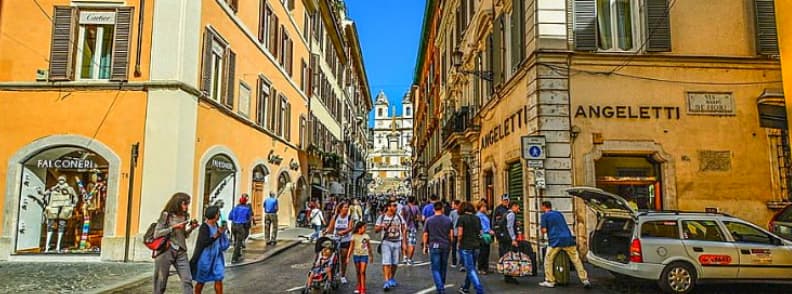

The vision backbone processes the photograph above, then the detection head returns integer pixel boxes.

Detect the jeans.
[430,248,449,293]
[460,249,483,294]
[310,224,322,240]
[450,237,459,265]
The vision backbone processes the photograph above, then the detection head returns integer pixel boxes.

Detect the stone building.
[412,0,785,252]
[367,91,413,196]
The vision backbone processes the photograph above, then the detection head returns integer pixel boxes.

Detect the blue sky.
[345,0,425,124]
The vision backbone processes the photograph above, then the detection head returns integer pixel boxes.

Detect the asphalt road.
[119,227,792,293]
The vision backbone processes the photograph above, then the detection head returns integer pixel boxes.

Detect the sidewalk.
[0,226,311,294]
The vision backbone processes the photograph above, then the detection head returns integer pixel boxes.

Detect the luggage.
[497,251,532,277]
[553,250,571,286]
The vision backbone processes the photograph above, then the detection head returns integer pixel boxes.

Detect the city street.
[117,227,791,294]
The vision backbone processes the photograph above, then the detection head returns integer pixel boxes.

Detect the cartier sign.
[79,11,116,25]
[574,105,681,120]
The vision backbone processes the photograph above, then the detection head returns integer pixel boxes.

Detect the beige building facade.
[413,0,785,251]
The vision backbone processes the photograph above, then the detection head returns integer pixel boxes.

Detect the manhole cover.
[291,262,313,269]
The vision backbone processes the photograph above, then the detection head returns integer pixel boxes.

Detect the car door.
[680,219,739,279]
[722,220,792,279]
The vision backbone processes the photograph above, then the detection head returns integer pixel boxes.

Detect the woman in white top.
[309,203,324,241]
[324,201,356,285]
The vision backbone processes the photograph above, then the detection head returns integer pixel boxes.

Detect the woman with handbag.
[153,192,199,294]
[475,201,494,275]
[191,205,230,293]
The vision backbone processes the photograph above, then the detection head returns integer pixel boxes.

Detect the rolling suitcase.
[553,250,571,286]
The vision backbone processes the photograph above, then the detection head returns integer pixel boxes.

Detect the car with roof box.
[567,186,792,294]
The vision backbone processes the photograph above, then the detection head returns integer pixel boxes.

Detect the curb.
[91,240,302,294]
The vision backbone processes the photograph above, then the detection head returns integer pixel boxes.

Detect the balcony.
[442,106,479,144]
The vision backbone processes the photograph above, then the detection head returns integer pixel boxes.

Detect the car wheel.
[658,262,696,294]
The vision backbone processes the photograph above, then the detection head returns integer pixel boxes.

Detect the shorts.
[340,241,351,249]
[407,228,417,246]
[353,255,369,264]
[381,240,402,265]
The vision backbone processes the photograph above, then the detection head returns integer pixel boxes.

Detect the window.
[259,2,274,45]
[239,82,251,117]
[641,221,679,239]
[378,108,383,117]
[682,220,725,242]
[278,94,288,137]
[724,221,775,245]
[201,29,230,102]
[268,13,280,56]
[300,59,308,93]
[597,0,637,51]
[405,107,411,117]
[49,7,134,81]
[268,88,278,130]
[303,11,310,40]
[299,115,307,147]
[256,77,270,127]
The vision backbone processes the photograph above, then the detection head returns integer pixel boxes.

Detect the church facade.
[367,91,413,196]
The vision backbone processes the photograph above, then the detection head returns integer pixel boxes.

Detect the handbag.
[481,233,493,245]
[143,214,170,257]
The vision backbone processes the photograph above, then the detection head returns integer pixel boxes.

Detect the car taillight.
[630,238,643,263]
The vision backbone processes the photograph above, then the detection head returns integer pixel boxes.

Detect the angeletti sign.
[481,105,529,149]
[687,92,735,116]
[574,105,681,120]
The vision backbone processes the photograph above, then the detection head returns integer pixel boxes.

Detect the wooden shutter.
[258,0,266,42]
[110,7,134,81]
[270,16,279,56]
[285,102,292,141]
[229,0,239,12]
[507,162,524,224]
[573,0,597,51]
[287,0,295,11]
[269,89,278,130]
[493,15,504,85]
[755,0,779,55]
[48,7,77,81]
[645,0,671,52]
[510,1,525,69]
[201,29,214,94]
[224,49,236,107]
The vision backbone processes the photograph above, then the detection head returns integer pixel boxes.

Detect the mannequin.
[40,175,77,252]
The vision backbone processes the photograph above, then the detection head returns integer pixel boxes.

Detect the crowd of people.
[149,190,590,294]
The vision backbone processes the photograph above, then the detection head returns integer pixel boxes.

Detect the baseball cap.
[501,194,510,200]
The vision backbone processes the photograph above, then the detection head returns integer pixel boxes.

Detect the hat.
[501,194,510,200]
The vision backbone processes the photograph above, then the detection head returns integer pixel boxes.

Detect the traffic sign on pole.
[522,136,546,160]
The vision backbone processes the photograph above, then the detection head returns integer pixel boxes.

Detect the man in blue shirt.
[228,197,252,263]
[264,192,279,245]
[538,201,590,288]
[422,194,439,222]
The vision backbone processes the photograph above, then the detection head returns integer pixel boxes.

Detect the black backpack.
[494,211,512,241]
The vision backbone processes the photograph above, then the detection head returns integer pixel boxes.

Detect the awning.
[312,184,328,192]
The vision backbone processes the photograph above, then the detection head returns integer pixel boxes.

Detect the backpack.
[143,214,170,258]
[494,211,512,242]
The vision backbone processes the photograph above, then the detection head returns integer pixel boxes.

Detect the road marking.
[285,285,305,292]
[411,261,431,266]
[414,284,455,294]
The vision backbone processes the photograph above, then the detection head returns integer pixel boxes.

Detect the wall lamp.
[452,49,493,82]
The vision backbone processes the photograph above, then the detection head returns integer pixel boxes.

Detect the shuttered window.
[269,89,278,131]
[285,101,292,141]
[223,49,236,108]
[259,1,273,44]
[574,0,670,52]
[49,7,134,81]
[507,162,524,224]
[256,76,270,127]
[200,28,229,101]
[510,0,525,69]
[755,0,779,55]
[493,15,504,86]
[645,0,671,51]
[269,15,280,57]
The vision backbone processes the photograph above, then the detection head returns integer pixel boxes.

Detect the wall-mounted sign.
[574,105,680,120]
[521,136,546,160]
[481,106,530,149]
[36,159,97,169]
[687,92,735,116]
[210,158,235,171]
[79,11,116,25]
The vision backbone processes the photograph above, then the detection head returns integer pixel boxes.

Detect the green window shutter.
[645,0,671,52]
[573,0,597,51]
[508,162,524,224]
[48,6,77,81]
[755,0,779,55]
[110,7,134,81]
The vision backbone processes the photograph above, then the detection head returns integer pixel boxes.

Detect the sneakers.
[388,279,398,287]
[457,288,470,294]
[583,280,592,288]
[538,281,556,288]
[341,277,348,284]
[459,266,466,272]
[450,263,458,268]
[408,259,414,265]
[383,282,391,292]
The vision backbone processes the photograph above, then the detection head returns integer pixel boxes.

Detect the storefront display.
[16,146,108,254]
[595,156,662,210]
[203,154,237,219]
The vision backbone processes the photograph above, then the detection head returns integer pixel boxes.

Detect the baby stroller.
[303,236,341,294]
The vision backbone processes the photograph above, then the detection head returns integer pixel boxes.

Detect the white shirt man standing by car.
[538,201,591,288]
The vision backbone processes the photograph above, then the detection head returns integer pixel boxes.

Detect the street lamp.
[452,49,493,82]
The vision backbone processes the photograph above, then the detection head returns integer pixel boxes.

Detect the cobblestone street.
[0,262,150,294]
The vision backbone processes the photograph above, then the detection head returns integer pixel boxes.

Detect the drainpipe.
[123,143,139,262]
[134,0,145,77]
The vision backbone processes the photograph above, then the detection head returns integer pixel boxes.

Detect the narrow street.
[118,227,791,294]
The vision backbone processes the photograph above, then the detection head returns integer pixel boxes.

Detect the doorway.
[595,155,663,210]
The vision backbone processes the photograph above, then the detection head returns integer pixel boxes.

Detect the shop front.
[203,154,237,220]
[250,164,269,233]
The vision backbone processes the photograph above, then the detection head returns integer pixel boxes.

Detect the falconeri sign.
[36,159,97,169]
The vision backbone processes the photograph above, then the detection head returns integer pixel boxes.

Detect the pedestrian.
[402,196,421,265]
[347,222,373,294]
[228,196,252,263]
[152,192,199,294]
[240,194,255,244]
[422,194,439,222]
[191,206,230,294]
[375,200,407,291]
[263,192,279,245]
[538,201,591,288]
[456,202,484,294]
[492,194,510,258]
[324,201,355,284]
[476,200,494,275]
[422,201,453,294]
[448,200,461,269]
[324,196,336,223]
[350,199,364,223]
[309,203,324,241]
[495,202,521,284]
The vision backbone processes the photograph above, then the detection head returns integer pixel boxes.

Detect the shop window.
[203,154,237,219]
[48,7,134,81]
[17,146,109,254]
[682,220,725,242]
[596,155,662,210]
